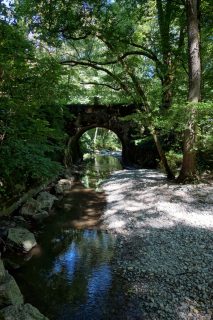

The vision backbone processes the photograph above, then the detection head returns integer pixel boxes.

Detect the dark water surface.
[10,155,140,319]
[80,153,122,190]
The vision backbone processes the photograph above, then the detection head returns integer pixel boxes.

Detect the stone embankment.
[101,169,213,320]
[0,177,74,320]
[0,258,48,319]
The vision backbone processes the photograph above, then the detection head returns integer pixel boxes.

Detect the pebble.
[102,169,213,320]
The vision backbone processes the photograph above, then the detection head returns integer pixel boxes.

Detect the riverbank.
[101,169,213,320]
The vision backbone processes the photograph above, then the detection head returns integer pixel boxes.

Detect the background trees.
[0,4,71,198]
[0,0,212,199]
[80,128,121,154]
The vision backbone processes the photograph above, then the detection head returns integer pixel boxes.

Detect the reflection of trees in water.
[81,155,122,189]
[13,154,120,318]
[52,229,114,271]
[14,228,115,319]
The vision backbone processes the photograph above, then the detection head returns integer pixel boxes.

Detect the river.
[9,154,140,319]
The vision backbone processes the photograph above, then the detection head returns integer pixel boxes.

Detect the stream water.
[9,154,140,320]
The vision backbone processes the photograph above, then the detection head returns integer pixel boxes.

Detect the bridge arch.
[65,125,126,165]
[64,103,159,168]
[79,126,123,154]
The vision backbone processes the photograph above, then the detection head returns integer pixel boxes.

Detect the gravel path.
[101,169,213,320]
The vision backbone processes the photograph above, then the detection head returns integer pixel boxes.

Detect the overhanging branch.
[61,59,129,93]
[80,82,121,91]
[87,50,161,65]
[128,42,162,65]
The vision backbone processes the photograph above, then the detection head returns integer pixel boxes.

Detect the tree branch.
[82,50,161,66]
[80,82,121,91]
[87,59,117,65]
[59,28,91,41]
[128,42,162,64]
[61,59,130,93]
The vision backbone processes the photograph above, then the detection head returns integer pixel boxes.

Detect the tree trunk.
[93,127,98,150]
[156,0,174,109]
[123,62,175,180]
[177,0,201,182]
[151,128,175,180]
[161,69,174,109]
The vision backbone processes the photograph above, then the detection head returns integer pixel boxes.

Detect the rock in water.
[7,228,37,252]
[0,272,24,307]
[0,260,47,319]
[0,303,49,320]
[36,192,58,211]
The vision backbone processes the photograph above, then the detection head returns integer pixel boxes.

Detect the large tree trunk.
[177,0,201,182]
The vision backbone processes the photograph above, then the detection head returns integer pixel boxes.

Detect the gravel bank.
[101,169,213,320]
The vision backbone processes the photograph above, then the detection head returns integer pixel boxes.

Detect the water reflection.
[80,154,122,189]
[13,229,115,319]
[53,242,79,283]
[10,154,133,320]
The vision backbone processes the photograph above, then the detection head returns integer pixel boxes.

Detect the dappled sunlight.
[158,202,213,229]
[103,179,135,192]
[107,193,125,202]
[102,169,213,235]
[101,169,213,319]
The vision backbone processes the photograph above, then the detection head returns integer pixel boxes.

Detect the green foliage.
[161,150,183,174]
[0,17,70,198]
[80,128,121,153]
[0,0,212,198]
[79,131,93,153]
[196,102,213,170]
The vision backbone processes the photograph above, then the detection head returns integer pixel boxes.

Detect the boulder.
[0,303,49,320]
[7,228,37,252]
[0,272,23,307]
[20,199,40,217]
[36,192,58,211]
[55,178,74,194]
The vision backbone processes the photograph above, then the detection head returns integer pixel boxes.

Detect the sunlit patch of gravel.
[101,169,213,320]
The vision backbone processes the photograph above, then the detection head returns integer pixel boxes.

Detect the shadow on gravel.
[102,169,213,319]
[115,224,213,320]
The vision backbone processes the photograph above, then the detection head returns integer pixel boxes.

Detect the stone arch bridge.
[64,103,158,168]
